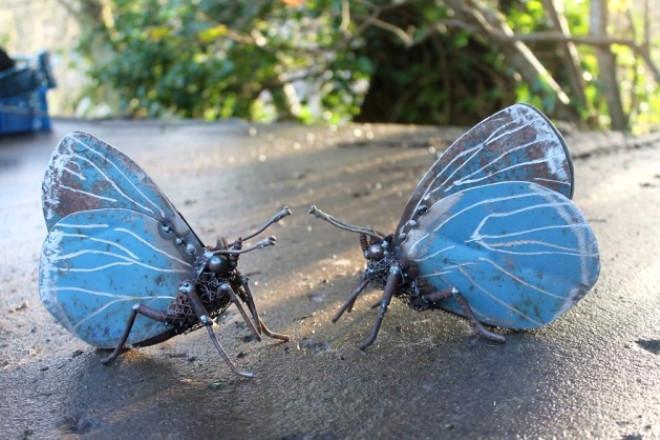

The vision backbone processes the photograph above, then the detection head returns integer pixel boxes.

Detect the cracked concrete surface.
[0,120,658,439]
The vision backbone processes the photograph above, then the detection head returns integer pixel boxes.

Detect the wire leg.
[101,304,168,365]
[221,283,262,342]
[332,278,370,323]
[423,288,454,303]
[455,294,506,343]
[205,325,255,378]
[258,320,290,341]
[359,265,402,350]
[182,282,255,378]
[236,279,263,335]
[240,278,289,342]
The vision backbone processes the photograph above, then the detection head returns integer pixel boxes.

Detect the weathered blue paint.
[39,208,193,348]
[38,132,290,376]
[401,181,600,329]
[39,132,204,347]
[311,104,601,348]
[396,103,573,242]
[42,131,202,257]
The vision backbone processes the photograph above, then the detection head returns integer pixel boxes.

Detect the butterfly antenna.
[240,207,292,242]
[308,205,383,240]
[213,237,276,255]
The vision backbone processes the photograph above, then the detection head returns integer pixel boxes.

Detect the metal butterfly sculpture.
[39,132,290,378]
[310,104,600,349]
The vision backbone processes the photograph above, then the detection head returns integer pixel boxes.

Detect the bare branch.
[544,0,589,112]
[643,0,650,52]
[445,0,574,116]
[626,4,640,120]
[362,16,414,46]
[590,0,627,130]
[637,50,660,83]
[367,17,660,84]
[340,0,351,34]
[512,32,636,46]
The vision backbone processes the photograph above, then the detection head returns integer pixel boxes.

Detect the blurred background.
[0,0,658,133]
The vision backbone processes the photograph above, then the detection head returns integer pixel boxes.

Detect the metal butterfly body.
[39,132,290,377]
[310,104,600,349]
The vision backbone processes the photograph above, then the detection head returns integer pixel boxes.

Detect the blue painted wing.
[401,181,599,329]
[42,131,202,257]
[396,104,573,243]
[39,208,195,348]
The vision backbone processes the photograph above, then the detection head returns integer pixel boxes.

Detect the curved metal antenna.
[241,206,292,242]
[308,205,384,240]
[213,237,276,255]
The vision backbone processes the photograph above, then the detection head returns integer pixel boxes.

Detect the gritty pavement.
[0,119,658,440]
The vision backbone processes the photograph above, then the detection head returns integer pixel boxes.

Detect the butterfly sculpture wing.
[42,131,202,257]
[396,104,573,243]
[39,208,196,348]
[401,181,599,329]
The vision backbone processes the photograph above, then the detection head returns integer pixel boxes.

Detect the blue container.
[0,51,55,135]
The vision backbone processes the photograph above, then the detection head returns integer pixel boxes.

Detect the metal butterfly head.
[39,131,291,378]
[309,103,600,350]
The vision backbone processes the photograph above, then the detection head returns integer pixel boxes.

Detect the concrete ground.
[0,119,658,440]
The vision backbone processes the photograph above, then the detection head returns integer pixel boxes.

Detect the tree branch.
[544,0,589,113]
[366,16,414,46]
[445,0,575,117]
[366,16,660,84]
[590,0,627,130]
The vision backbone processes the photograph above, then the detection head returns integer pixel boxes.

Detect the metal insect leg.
[239,277,289,342]
[454,294,506,344]
[340,234,375,316]
[359,264,402,350]
[423,287,455,303]
[180,281,255,378]
[332,278,370,322]
[101,304,168,365]
[219,282,262,342]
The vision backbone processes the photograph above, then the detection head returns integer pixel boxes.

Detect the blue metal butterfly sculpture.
[39,132,290,377]
[310,104,600,349]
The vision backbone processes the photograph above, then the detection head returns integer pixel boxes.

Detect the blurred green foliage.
[76,0,658,131]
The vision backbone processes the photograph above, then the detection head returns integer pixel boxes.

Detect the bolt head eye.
[185,243,197,256]
[207,255,228,273]
[159,222,174,237]
[366,244,384,260]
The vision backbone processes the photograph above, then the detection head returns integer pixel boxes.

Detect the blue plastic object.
[0,51,55,135]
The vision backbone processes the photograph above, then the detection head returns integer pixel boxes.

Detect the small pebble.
[208,380,225,390]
